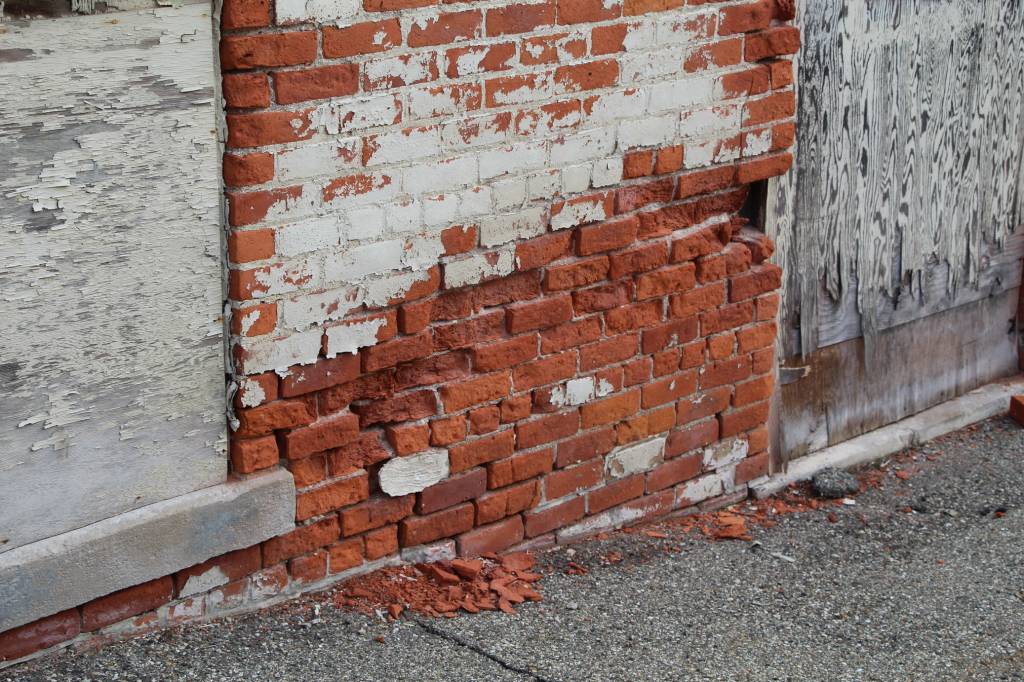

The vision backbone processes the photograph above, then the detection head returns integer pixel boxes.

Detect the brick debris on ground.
[8,415,1024,681]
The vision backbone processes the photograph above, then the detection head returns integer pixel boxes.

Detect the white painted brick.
[684,138,717,168]
[479,142,547,180]
[248,257,322,298]
[561,164,592,193]
[679,104,741,138]
[276,139,359,183]
[364,127,441,167]
[235,329,323,374]
[622,20,656,52]
[551,196,608,231]
[324,240,404,283]
[403,156,478,195]
[387,198,423,234]
[675,472,724,508]
[479,206,547,247]
[379,450,449,496]
[526,170,561,201]
[621,47,685,82]
[444,247,515,288]
[591,157,623,187]
[605,437,666,478]
[343,205,386,242]
[302,95,402,137]
[487,73,554,107]
[324,317,387,357]
[703,438,748,470]
[407,84,480,119]
[364,52,437,91]
[648,77,715,113]
[564,377,596,405]
[364,269,436,307]
[276,0,358,24]
[281,287,361,329]
[403,235,446,270]
[440,113,512,149]
[423,193,460,227]
[550,127,617,166]
[491,177,527,211]
[277,216,341,258]
[714,137,741,164]
[583,88,647,124]
[456,186,493,217]
[655,12,716,45]
[744,129,773,156]
[618,115,677,150]
[323,171,399,208]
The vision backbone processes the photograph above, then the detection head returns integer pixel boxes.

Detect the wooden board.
[0,6,226,553]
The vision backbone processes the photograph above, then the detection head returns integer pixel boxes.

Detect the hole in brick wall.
[739,179,769,232]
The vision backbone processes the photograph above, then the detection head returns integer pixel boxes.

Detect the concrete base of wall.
[750,374,1024,498]
[0,469,295,633]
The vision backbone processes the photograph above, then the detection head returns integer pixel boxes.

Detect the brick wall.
[0,0,796,664]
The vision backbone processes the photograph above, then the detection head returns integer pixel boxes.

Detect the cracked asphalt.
[6,416,1024,681]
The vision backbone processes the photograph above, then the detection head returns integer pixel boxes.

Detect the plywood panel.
[0,6,225,552]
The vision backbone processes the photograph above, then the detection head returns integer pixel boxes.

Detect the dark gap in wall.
[739,179,768,232]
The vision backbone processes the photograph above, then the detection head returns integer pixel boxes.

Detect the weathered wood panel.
[0,5,225,553]
[772,0,1024,356]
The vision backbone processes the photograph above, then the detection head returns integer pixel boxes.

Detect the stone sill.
[0,468,294,633]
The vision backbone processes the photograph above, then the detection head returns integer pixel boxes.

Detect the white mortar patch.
[605,437,666,479]
[379,450,449,496]
[702,438,748,470]
[179,565,229,598]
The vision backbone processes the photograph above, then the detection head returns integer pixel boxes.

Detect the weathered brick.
[449,429,516,472]
[457,514,525,556]
[516,410,580,449]
[441,372,512,412]
[418,468,488,514]
[399,503,475,546]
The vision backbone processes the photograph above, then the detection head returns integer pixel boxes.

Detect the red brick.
[512,352,576,391]
[409,10,483,46]
[386,423,431,456]
[747,424,770,453]
[235,399,314,437]
[735,374,774,407]
[431,415,468,446]
[223,152,274,188]
[730,264,782,302]
[545,257,610,291]
[475,480,539,524]
[263,516,341,565]
[646,452,702,491]
[227,186,302,227]
[469,406,501,434]
[323,19,401,58]
[231,436,279,474]
[720,0,771,34]
[327,433,393,477]
[273,64,358,105]
[288,456,326,488]
[552,427,613,467]
[670,282,726,318]
[296,473,369,521]
[486,2,556,36]
[321,372,397,413]
[636,264,696,299]
[745,26,800,61]
[280,354,359,398]
[434,312,506,350]
[642,370,697,408]
[557,0,620,23]
[364,525,399,559]
[580,390,640,428]
[222,72,271,110]
[507,295,574,333]
[737,151,794,182]
[222,0,270,29]
[701,356,751,390]
[458,515,525,556]
[653,348,681,377]
[230,301,276,337]
[442,225,479,255]
[362,332,433,372]
[0,610,80,662]
[678,386,732,425]
[609,242,669,278]
[524,496,585,536]
[623,0,682,14]
[516,231,573,269]
[473,335,538,371]
[700,300,754,335]
[671,225,728,263]
[340,495,415,536]
[282,412,359,460]
[752,347,773,374]
[737,321,777,353]
[677,166,736,200]
[605,300,661,333]
[577,217,639,255]
[615,178,675,213]
[400,503,475,546]
[227,229,276,265]
[500,394,533,422]
[588,474,644,513]
[227,110,311,149]
[80,577,172,631]
[665,419,719,457]
[720,65,771,99]
[441,371,512,412]
[735,451,769,484]
[580,334,638,371]
[418,468,488,514]
[591,22,627,54]
[395,352,471,390]
[623,150,654,178]
[488,449,553,487]
[353,390,438,426]
[285,550,326,583]
[328,538,364,573]
[517,410,580,449]
[221,32,316,71]
[555,60,619,94]
[719,400,770,437]
[478,271,543,308]
[623,357,652,385]
[540,318,602,353]
[654,145,684,174]
[571,282,628,314]
[449,429,516,472]
[446,43,518,77]
[642,317,698,353]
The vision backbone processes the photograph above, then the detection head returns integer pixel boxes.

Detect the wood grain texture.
[771,0,1024,355]
[0,6,225,553]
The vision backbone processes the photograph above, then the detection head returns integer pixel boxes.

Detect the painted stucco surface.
[0,5,226,553]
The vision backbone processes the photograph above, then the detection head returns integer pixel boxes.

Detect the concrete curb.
[750,374,1024,499]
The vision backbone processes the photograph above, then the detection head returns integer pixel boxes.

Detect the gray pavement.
[7,416,1024,681]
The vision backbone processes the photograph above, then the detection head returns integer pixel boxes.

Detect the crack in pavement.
[413,618,560,682]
